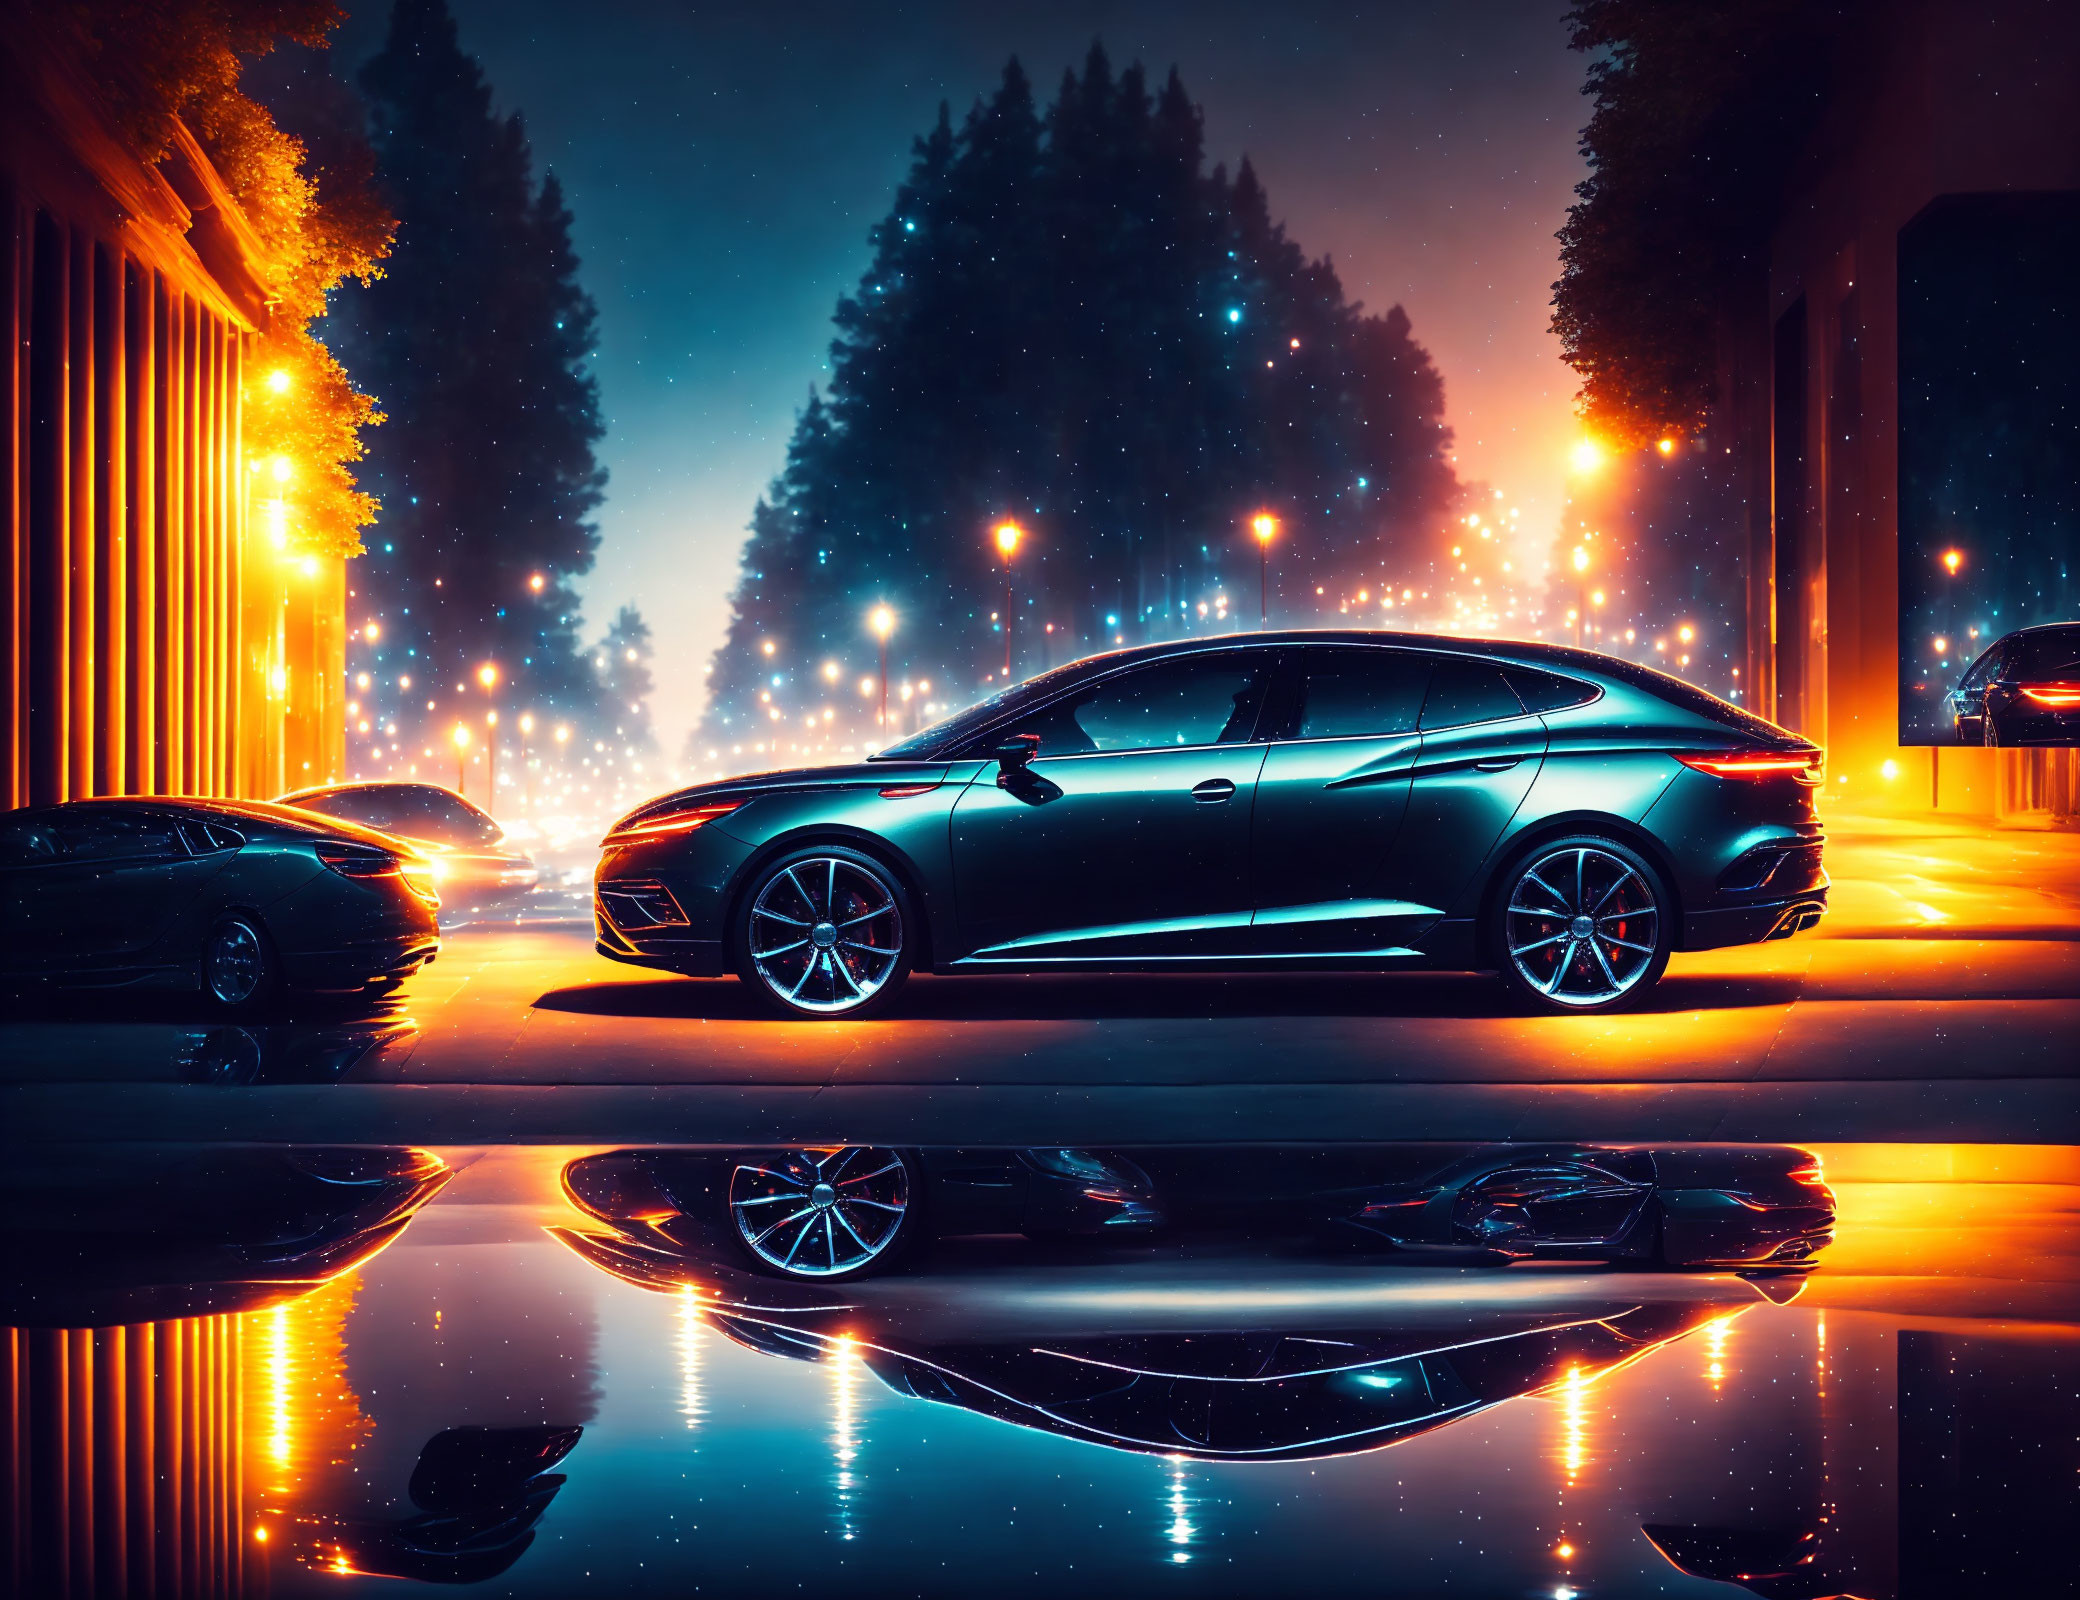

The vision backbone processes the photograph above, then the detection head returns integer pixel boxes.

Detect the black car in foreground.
[0,796,441,1010]
[598,631,1827,1017]
[1947,622,2080,744]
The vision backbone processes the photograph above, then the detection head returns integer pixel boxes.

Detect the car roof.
[6,794,409,850]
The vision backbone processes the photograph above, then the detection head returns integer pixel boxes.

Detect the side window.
[49,809,185,862]
[1504,667,1601,714]
[1959,643,2004,690]
[1023,655,1272,755]
[1419,658,1527,731]
[2014,631,2080,680]
[1290,649,1432,739]
[0,817,66,867]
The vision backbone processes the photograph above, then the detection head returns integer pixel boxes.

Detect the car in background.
[596,631,1828,1018]
[280,781,540,909]
[1947,622,2080,744]
[0,797,440,1011]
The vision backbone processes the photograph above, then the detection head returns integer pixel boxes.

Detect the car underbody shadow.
[529,968,1806,1022]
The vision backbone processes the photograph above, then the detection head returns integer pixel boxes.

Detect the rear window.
[1420,658,1527,730]
[294,786,497,844]
[2013,628,2080,679]
[1505,667,1601,714]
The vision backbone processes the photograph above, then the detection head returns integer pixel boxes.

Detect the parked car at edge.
[596,632,1829,1017]
[1946,622,2080,744]
[0,796,440,1010]
[279,781,539,907]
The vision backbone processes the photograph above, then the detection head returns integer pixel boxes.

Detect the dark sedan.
[0,796,440,1010]
[598,631,1827,1016]
[279,780,540,908]
[1947,622,2080,744]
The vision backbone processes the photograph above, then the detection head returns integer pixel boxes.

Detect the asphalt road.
[6,808,2078,1147]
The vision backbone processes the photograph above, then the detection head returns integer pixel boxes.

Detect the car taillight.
[601,801,741,846]
[316,841,439,905]
[2018,682,2080,708]
[1678,750,1824,785]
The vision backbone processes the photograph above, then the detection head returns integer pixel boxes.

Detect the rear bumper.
[1683,890,1828,952]
[281,935,440,992]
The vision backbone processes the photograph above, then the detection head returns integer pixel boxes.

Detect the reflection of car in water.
[309,1424,583,1584]
[596,632,1828,1019]
[1948,622,2080,744]
[281,780,540,908]
[0,796,440,1010]
[552,1144,1826,1463]
[554,1143,1834,1283]
[0,1144,451,1326]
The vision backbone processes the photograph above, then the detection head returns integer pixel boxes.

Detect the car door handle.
[1472,757,1521,772]
[1191,779,1237,802]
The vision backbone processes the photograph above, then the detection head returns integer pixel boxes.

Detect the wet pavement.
[3,808,2077,1595]
[4,1140,2077,1597]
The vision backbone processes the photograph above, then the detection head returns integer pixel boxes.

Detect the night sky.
[325,0,1588,750]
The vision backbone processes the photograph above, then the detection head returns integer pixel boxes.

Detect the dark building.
[1716,0,2080,816]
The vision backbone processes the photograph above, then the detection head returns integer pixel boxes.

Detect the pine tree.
[699,48,1460,768]
[332,0,607,757]
[593,604,660,792]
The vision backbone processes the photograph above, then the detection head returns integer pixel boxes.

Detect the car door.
[948,649,1277,960]
[1246,645,1436,953]
[2,807,218,978]
[1374,655,1548,927]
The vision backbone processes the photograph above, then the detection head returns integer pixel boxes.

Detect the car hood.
[608,760,959,834]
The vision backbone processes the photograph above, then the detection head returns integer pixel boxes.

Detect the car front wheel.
[733,845,913,1018]
[1490,836,1673,1014]
[202,914,278,1013]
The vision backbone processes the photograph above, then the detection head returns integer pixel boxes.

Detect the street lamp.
[451,722,471,797]
[1251,513,1279,627]
[993,521,1022,677]
[477,661,499,691]
[868,605,896,730]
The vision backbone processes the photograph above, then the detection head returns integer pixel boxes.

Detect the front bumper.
[594,914,726,976]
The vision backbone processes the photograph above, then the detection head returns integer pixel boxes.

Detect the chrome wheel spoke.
[1507,846,1660,1008]
[730,1147,910,1277]
[750,857,905,1014]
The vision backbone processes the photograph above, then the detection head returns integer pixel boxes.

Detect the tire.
[1488,834,1674,1015]
[202,914,278,1014]
[724,1147,919,1280]
[732,844,914,1019]
[1983,713,2002,747]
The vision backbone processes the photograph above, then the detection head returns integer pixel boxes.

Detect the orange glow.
[477,661,499,689]
[529,572,546,592]
[994,520,1023,558]
[1655,436,1675,455]
[601,801,742,845]
[1678,750,1824,784]
[1942,548,1964,574]
[1252,511,1279,544]
[266,368,291,395]
[1570,545,1590,574]
[1569,439,1604,473]
[1557,1542,1575,1559]
[451,723,471,749]
[2020,683,2080,707]
[1677,623,1695,643]
[362,621,379,642]
[869,604,896,639]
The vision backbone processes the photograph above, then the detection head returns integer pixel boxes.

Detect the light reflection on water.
[3,1143,2077,1598]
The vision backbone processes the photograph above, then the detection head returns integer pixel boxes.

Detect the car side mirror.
[991,734,1041,778]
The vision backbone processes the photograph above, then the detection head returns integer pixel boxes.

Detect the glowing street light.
[868,605,896,729]
[450,722,471,796]
[993,521,1023,676]
[1942,548,1965,575]
[1570,440,1604,474]
[529,572,546,592]
[477,661,499,691]
[1656,436,1677,456]
[1251,512,1279,627]
[266,368,291,395]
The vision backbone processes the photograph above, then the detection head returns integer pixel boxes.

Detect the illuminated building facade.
[0,21,345,811]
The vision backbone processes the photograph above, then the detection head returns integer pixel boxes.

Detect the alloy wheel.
[747,856,905,1015]
[204,918,270,1007]
[728,1147,912,1277]
[1504,845,1662,1008]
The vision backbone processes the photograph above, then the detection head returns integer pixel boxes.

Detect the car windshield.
[873,659,1102,759]
[2013,627,2080,679]
[293,786,501,846]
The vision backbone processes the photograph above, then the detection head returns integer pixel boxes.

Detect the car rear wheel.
[202,914,278,1013]
[726,1147,918,1279]
[733,845,913,1018]
[1490,836,1672,1014]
